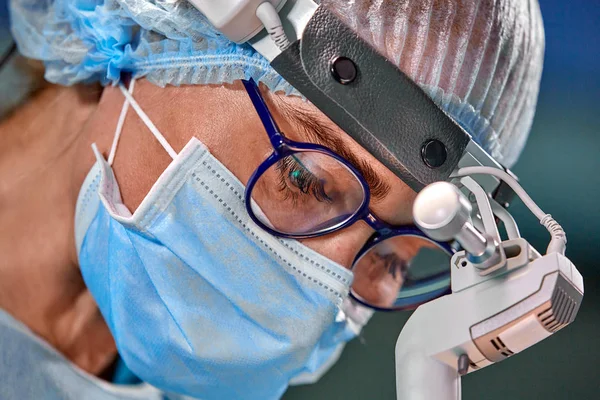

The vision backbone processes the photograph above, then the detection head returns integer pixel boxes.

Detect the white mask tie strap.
[108,79,135,165]
[115,82,178,160]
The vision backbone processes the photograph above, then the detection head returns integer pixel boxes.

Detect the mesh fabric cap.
[9,0,544,167]
[9,0,295,94]
[325,0,545,167]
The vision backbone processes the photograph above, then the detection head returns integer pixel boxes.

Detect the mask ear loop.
[108,79,136,166]
[117,82,178,160]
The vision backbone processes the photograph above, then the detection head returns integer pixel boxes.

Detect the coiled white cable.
[256,2,290,51]
[452,166,567,255]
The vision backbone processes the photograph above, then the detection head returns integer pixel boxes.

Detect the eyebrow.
[283,107,392,202]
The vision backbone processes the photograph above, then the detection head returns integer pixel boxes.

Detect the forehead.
[273,93,417,225]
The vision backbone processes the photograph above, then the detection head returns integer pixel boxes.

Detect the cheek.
[298,221,373,269]
[372,185,417,226]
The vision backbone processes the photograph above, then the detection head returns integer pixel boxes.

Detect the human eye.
[276,155,333,204]
[383,253,407,280]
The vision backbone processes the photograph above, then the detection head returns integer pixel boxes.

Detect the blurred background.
[285,0,600,398]
[1,0,598,399]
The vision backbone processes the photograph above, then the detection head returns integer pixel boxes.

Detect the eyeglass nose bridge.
[270,132,287,151]
[351,212,398,264]
[352,214,454,272]
[363,211,395,233]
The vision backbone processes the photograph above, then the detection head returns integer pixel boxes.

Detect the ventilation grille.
[538,285,579,333]
[490,336,514,359]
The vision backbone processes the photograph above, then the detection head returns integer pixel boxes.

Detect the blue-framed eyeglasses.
[242,79,454,311]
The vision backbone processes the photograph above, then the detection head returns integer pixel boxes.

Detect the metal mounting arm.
[397,181,583,400]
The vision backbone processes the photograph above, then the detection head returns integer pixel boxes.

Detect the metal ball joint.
[330,56,357,84]
[413,182,490,260]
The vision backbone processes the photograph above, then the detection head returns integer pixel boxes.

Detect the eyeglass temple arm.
[241,79,284,149]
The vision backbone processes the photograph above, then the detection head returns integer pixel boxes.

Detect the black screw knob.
[458,354,470,376]
[421,139,447,168]
[331,57,357,84]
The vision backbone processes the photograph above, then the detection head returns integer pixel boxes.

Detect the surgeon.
[0,0,544,399]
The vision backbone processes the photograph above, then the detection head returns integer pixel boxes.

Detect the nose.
[298,220,374,269]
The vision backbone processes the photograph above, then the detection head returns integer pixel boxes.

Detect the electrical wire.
[256,2,290,51]
[452,166,567,255]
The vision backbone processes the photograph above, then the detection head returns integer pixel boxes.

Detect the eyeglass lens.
[249,149,451,310]
[351,235,452,309]
[249,151,366,236]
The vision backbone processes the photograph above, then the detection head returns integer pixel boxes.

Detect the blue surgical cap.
[9,0,544,167]
[9,0,295,93]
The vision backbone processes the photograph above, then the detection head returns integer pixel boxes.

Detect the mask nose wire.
[111,80,178,162]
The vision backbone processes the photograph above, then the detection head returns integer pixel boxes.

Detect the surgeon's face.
[86,79,418,272]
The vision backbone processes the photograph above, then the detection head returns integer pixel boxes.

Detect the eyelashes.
[276,156,333,204]
[381,253,407,280]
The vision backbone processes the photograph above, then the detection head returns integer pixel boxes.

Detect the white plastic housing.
[413,182,472,241]
[188,0,287,43]
[395,251,583,400]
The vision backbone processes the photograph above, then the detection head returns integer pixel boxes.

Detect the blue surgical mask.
[74,81,370,400]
